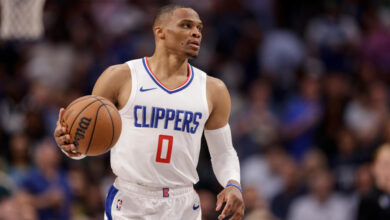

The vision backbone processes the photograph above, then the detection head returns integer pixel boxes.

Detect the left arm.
[205,76,244,220]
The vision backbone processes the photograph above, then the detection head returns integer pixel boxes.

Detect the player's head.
[373,143,390,193]
[152,4,203,59]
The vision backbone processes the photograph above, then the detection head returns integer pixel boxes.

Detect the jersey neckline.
[142,57,194,94]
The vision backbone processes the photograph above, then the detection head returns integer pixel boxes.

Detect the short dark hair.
[152,4,190,27]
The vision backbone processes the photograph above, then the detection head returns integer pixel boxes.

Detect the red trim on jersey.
[144,57,192,91]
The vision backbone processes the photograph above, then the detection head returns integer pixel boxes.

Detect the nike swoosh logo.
[140,87,157,92]
[193,204,200,210]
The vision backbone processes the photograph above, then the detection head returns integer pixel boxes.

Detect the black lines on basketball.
[68,99,101,135]
[84,104,105,155]
[91,97,116,152]
[102,104,116,152]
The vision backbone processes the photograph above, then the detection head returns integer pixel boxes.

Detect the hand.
[53,108,82,157]
[216,181,245,220]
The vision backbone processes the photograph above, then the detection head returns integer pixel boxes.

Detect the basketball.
[61,95,122,156]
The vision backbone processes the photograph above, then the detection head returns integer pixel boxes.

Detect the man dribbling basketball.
[54,4,244,220]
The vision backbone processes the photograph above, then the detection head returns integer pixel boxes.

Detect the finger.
[62,144,82,157]
[57,108,64,126]
[57,108,65,124]
[57,134,71,145]
[219,202,233,220]
[67,151,83,157]
[54,126,67,138]
[216,193,225,211]
[61,144,78,153]
[230,206,245,220]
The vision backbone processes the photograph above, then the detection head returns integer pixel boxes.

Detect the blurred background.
[1,0,390,219]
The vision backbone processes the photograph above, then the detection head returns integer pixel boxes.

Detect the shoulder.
[206,75,228,96]
[92,63,132,102]
[96,63,132,89]
[103,63,131,81]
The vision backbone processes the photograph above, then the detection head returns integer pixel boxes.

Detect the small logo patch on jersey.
[163,188,169,197]
[140,86,157,92]
[193,204,200,210]
[116,199,123,211]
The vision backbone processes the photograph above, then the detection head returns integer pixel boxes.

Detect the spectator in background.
[357,143,390,220]
[24,35,74,92]
[330,128,362,194]
[0,171,13,200]
[344,81,388,153]
[21,138,72,220]
[241,145,287,201]
[0,79,28,136]
[305,1,360,73]
[259,28,305,92]
[360,8,390,81]
[84,183,105,219]
[233,79,279,158]
[26,81,59,138]
[381,118,390,144]
[287,169,353,220]
[0,192,37,220]
[300,148,328,181]
[243,186,277,220]
[281,73,322,161]
[244,209,278,220]
[67,166,89,219]
[7,132,32,186]
[271,156,305,219]
[350,163,374,220]
[354,164,374,197]
[318,73,351,157]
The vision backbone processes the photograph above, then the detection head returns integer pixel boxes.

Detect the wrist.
[225,182,242,193]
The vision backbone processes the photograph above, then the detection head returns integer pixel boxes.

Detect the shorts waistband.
[114,178,194,198]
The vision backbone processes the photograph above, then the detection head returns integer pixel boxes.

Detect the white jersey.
[111,57,209,187]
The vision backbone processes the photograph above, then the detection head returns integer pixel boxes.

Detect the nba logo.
[163,188,169,198]
[116,199,123,211]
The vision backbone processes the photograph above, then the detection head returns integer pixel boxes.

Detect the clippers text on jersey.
[133,105,202,134]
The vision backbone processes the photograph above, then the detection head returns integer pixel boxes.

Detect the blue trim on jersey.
[105,185,118,220]
[142,57,194,94]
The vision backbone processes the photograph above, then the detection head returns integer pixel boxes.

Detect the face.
[373,147,390,193]
[35,139,60,170]
[311,171,333,201]
[156,8,203,59]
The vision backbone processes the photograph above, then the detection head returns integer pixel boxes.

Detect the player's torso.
[111,58,209,187]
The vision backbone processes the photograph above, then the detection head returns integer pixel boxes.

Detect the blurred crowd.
[1,0,390,219]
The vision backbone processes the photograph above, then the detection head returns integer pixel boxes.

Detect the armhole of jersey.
[118,60,138,114]
[200,70,210,118]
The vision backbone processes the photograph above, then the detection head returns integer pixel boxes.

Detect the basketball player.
[54,4,244,220]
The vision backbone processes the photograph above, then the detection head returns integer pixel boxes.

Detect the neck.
[147,50,189,78]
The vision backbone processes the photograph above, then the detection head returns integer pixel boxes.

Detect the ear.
[154,26,165,40]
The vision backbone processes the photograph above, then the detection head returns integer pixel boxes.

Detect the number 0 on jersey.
[156,135,173,163]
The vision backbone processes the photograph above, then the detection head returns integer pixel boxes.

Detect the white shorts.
[104,178,202,220]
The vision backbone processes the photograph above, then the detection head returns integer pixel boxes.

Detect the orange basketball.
[61,95,122,156]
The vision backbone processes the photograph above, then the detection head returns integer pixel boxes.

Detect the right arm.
[54,64,131,157]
